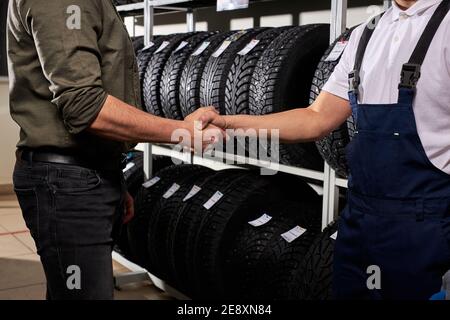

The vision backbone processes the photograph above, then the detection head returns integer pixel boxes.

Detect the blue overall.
[333,0,450,300]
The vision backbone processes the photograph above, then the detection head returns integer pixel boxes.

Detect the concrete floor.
[0,193,173,300]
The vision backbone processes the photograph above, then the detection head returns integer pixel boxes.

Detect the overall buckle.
[348,70,360,95]
[399,63,421,89]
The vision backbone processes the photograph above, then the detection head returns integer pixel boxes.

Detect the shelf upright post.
[144,0,154,179]
[144,0,155,44]
[328,166,339,222]
[322,162,331,231]
[322,0,348,230]
[186,8,196,32]
[330,0,347,41]
[384,0,392,10]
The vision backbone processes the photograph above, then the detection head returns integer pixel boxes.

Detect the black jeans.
[13,158,125,300]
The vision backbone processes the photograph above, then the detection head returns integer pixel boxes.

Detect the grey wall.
[0,0,7,76]
[0,1,18,185]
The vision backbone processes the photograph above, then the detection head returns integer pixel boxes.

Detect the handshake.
[181,106,230,151]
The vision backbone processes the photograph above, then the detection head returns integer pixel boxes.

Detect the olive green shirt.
[7,0,142,158]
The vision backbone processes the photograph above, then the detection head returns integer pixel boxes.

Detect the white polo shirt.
[323,0,450,175]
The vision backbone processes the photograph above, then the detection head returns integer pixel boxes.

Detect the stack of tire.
[114,151,173,260]
[310,28,358,178]
[127,163,341,299]
[132,36,145,54]
[113,149,145,259]
[131,24,361,170]
[122,150,145,197]
[293,220,339,300]
[135,25,331,169]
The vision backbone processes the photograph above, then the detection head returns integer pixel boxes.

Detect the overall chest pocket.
[347,130,425,197]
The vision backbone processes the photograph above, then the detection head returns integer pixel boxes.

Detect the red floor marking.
[0,230,30,237]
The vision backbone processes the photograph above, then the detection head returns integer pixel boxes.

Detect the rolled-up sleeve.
[22,0,107,134]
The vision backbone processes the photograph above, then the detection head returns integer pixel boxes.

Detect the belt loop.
[416,199,425,222]
[398,87,415,105]
[28,150,33,168]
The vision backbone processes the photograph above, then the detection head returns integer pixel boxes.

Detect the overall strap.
[349,13,385,98]
[398,0,450,96]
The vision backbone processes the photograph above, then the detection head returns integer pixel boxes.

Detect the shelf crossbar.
[116,2,145,12]
[152,144,326,180]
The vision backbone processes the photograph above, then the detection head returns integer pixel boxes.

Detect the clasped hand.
[183,107,228,152]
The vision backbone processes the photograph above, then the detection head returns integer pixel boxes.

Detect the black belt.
[18,148,126,170]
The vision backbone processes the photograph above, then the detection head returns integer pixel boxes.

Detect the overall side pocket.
[440,217,450,262]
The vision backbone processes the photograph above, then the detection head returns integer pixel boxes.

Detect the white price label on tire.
[330,231,338,240]
[154,41,170,54]
[174,41,189,53]
[212,40,232,58]
[203,191,224,209]
[183,185,202,202]
[324,41,348,62]
[122,162,135,173]
[142,176,161,189]
[192,42,210,56]
[248,214,272,227]
[281,226,307,243]
[141,42,155,52]
[163,183,181,199]
[238,39,260,56]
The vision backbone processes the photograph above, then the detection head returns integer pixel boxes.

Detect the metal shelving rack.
[114,0,391,297]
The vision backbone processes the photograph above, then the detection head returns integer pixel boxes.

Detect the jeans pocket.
[52,167,102,194]
[14,187,40,245]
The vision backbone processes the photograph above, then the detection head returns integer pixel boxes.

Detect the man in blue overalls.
[201,0,450,299]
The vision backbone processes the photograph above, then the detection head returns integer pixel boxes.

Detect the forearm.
[223,108,326,144]
[88,95,189,144]
[222,92,351,144]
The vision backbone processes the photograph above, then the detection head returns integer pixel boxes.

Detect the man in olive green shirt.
[8,0,218,300]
